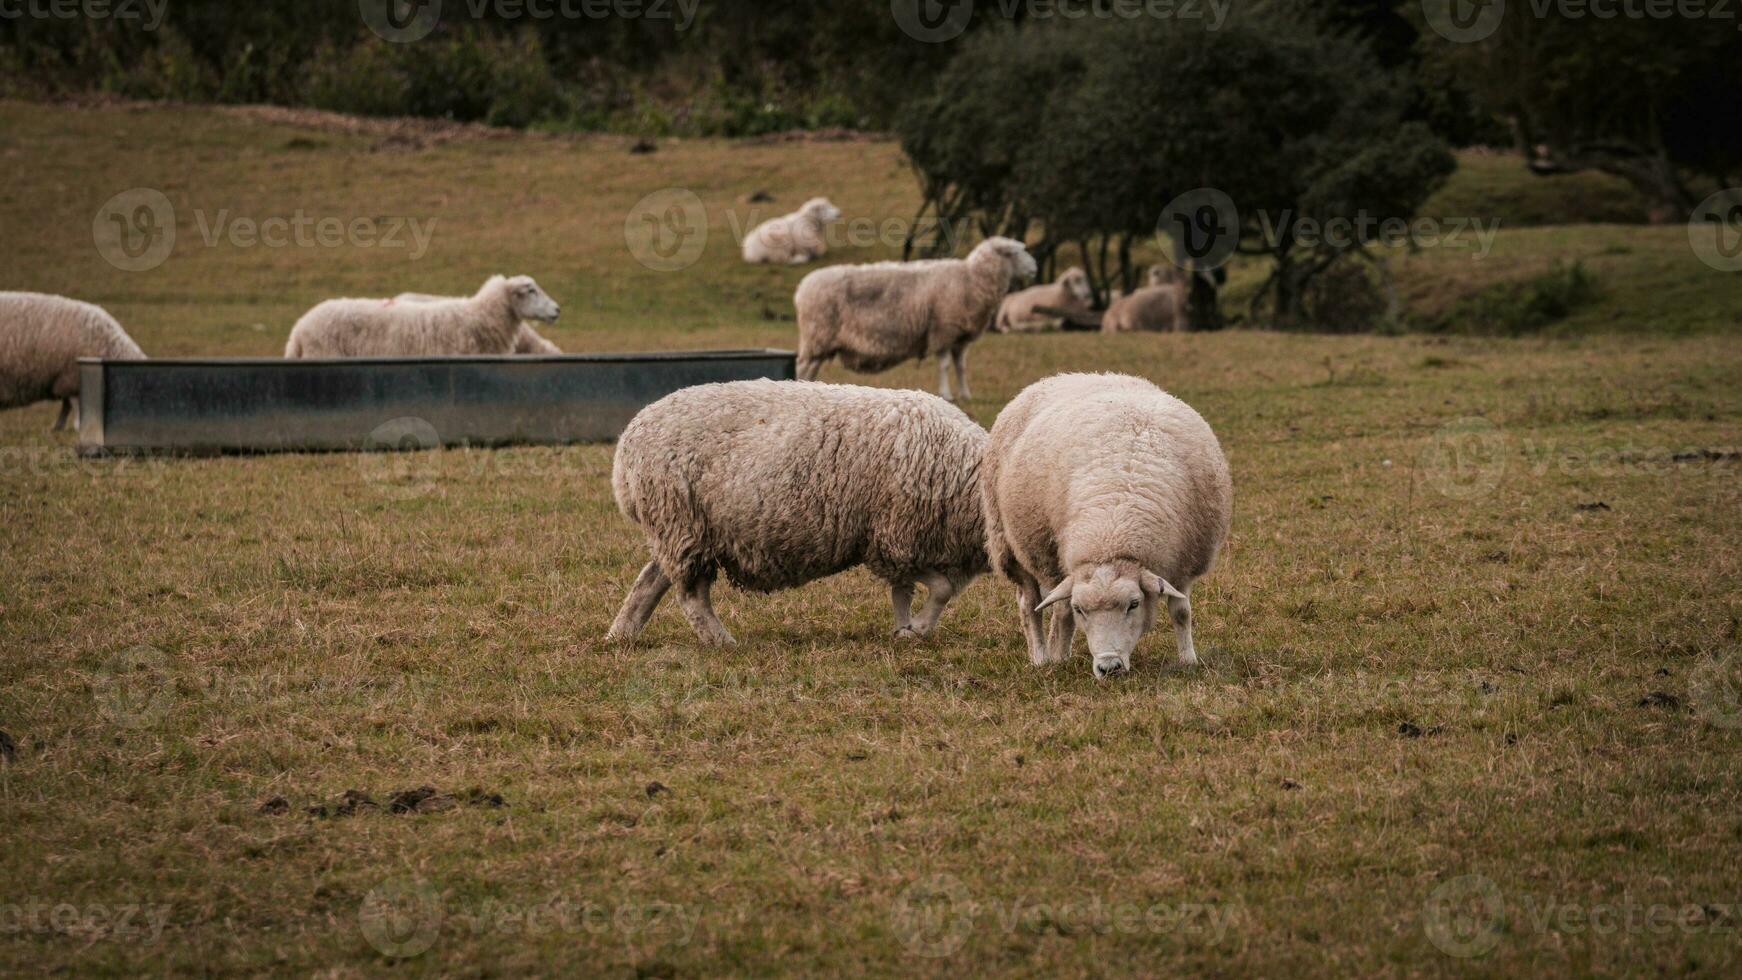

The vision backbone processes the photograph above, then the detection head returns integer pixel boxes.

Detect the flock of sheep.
[1,194,1232,675]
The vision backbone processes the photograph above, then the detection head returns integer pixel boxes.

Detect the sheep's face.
[804,198,843,224]
[1148,266,1176,289]
[1038,562,1183,679]
[507,277,561,323]
[1060,267,1093,304]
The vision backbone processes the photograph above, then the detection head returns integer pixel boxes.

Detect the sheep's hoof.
[893,627,923,643]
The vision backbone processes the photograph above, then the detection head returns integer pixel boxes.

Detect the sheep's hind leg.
[951,346,971,401]
[1012,568,1049,666]
[909,573,959,638]
[678,570,736,647]
[1168,588,1199,667]
[796,355,825,383]
[891,582,920,641]
[53,399,74,433]
[607,561,672,643]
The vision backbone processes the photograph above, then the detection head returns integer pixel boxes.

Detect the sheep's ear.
[1140,571,1187,601]
[1036,579,1075,612]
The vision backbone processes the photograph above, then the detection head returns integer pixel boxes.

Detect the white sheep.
[793,237,1037,402]
[284,276,560,358]
[394,292,563,354]
[0,292,146,431]
[1102,266,1184,334]
[996,266,1095,333]
[741,197,844,265]
[607,379,989,646]
[982,373,1232,679]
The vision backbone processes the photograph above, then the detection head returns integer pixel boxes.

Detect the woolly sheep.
[284,276,560,358]
[982,373,1232,679]
[394,292,563,355]
[607,379,989,646]
[996,266,1095,333]
[741,197,843,265]
[0,292,145,431]
[793,237,1037,402]
[1102,266,1185,334]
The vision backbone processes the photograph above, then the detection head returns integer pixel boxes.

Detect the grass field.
[2,101,1742,977]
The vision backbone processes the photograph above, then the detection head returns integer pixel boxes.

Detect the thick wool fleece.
[393,292,562,355]
[1102,284,1184,334]
[794,237,1034,377]
[286,276,528,358]
[982,373,1232,590]
[997,267,1095,333]
[742,198,839,265]
[0,292,145,411]
[613,380,990,595]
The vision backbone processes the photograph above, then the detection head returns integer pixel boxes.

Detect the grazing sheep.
[996,266,1095,333]
[394,292,563,355]
[794,237,1037,402]
[285,276,560,359]
[742,197,844,265]
[0,292,145,431]
[982,373,1232,679]
[607,379,989,646]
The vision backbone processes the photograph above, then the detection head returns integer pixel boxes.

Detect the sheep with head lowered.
[794,237,1036,402]
[741,197,844,265]
[983,373,1232,680]
[0,292,146,431]
[607,379,989,647]
[996,266,1095,333]
[284,276,560,358]
[394,292,563,355]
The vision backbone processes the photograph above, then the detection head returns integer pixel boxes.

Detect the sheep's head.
[1147,265,1177,289]
[973,237,1038,283]
[1060,267,1093,304]
[1037,561,1185,679]
[505,276,561,324]
[803,198,844,224]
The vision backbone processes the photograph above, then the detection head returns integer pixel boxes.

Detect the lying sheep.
[285,276,560,358]
[0,292,146,431]
[794,237,1036,402]
[996,266,1095,333]
[607,379,989,646]
[1102,266,1184,333]
[742,197,843,265]
[982,373,1232,679]
[394,292,562,355]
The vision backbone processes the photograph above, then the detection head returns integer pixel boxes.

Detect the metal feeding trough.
[77,350,797,457]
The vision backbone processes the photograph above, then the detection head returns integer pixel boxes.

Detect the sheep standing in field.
[284,275,560,358]
[742,197,844,265]
[794,237,1037,402]
[0,292,146,431]
[394,292,563,355]
[996,266,1095,333]
[983,373,1232,679]
[607,379,989,646]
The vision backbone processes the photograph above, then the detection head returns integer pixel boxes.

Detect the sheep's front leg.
[796,356,825,383]
[909,573,959,637]
[678,572,736,647]
[1168,589,1199,667]
[1013,569,1049,666]
[53,398,74,433]
[1046,602,1077,665]
[936,352,955,402]
[951,346,971,402]
[891,582,919,641]
[607,561,672,643]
